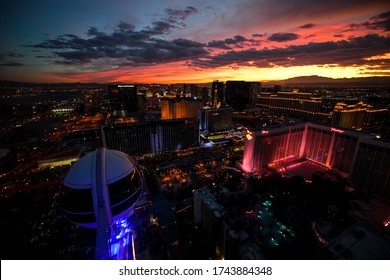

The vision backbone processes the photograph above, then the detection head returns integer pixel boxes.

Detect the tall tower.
[211,80,224,108]
[83,89,101,114]
[161,97,203,120]
[225,81,261,110]
[108,84,138,112]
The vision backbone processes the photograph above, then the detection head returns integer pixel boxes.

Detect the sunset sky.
[1,0,389,83]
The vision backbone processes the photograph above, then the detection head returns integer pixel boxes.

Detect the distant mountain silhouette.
[1,75,390,88]
[263,75,390,87]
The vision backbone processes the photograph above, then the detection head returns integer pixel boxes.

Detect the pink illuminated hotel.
[239,123,390,199]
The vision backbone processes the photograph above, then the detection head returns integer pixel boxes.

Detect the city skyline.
[1,0,390,84]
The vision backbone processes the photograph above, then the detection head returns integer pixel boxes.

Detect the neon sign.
[331,127,344,133]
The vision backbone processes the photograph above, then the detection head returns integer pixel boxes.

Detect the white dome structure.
[60,148,143,228]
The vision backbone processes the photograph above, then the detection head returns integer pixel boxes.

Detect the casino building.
[240,123,390,199]
[257,91,323,120]
[101,118,200,156]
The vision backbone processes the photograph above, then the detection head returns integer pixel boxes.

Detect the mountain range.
[262,75,390,87]
[1,75,390,88]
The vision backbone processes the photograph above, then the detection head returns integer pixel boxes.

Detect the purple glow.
[109,217,133,260]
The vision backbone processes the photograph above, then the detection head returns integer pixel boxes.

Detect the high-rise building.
[241,125,306,173]
[240,123,390,198]
[201,87,210,106]
[194,188,224,258]
[190,84,200,98]
[350,139,390,198]
[211,80,225,108]
[161,97,203,120]
[257,91,323,120]
[199,107,232,133]
[226,81,261,111]
[102,118,200,156]
[108,84,138,112]
[137,92,146,111]
[241,123,362,173]
[331,101,387,131]
[83,89,101,114]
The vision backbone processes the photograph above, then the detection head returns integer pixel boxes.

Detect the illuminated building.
[257,92,272,108]
[241,123,390,198]
[225,81,261,111]
[182,83,199,97]
[241,125,306,173]
[102,118,200,156]
[83,89,101,114]
[149,84,161,95]
[331,101,387,131]
[108,84,138,112]
[199,87,210,106]
[211,80,224,108]
[146,97,160,110]
[102,122,152,155]
[60,148,144,259]
[199,107,232,133]
[350,139,390,198]
[161,97,203,120]
[257,91,323,120]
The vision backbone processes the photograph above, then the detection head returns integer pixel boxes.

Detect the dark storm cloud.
[24,5,390,71]
[207,35,257,49]
[44,29,209,65]
[26,5,206,65]
[0,52,25,58]
[145,6,198,34]
[299,23,316,29]
[7,52,25,58]
[207,40,232,49]
[0,62,25,66]
[145,21,176,35]
[252,33,266,38]
[268,32,300,42]
[172,38,205,48]
[117,22,135,31]
[0,52,25,67]
[192,34,390,69]
[368,10,390,31]
[165,6,197,20]
[347,10,390,32]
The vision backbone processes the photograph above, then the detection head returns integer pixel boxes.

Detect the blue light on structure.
[112,244,119,255]
[109,217,134,259]
[263,200,272,207]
